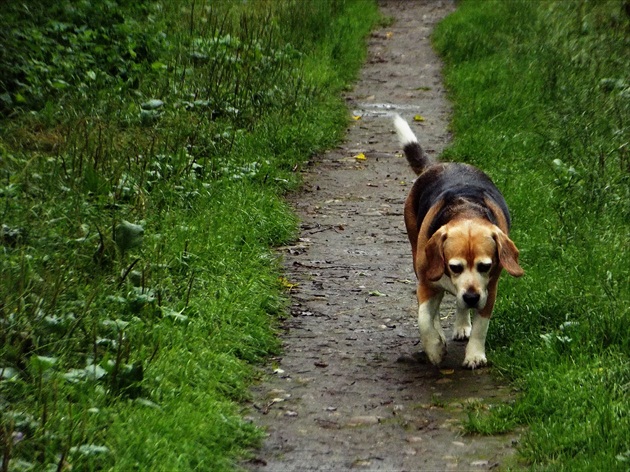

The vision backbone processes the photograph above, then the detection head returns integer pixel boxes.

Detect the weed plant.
[0,0,379,470]
[433,1,629,470]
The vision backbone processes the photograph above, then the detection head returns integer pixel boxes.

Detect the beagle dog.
[394,115,523,368]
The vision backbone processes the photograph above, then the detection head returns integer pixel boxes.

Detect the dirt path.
[246,1,518,470]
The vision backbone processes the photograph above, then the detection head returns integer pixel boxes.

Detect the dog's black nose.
[463,292,480,308]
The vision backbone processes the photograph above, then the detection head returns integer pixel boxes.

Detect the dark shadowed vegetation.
[0,0,379,470]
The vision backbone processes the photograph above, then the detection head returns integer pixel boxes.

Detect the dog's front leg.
[463,312,489,369]
[452,306,472,341]
[463,279,498,368]
[417,289,446,366]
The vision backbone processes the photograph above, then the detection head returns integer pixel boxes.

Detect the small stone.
[346,415,380,427]
[267,389,288,398]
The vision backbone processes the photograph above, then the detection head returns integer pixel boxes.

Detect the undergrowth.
[433,1,629,470]
[0,0,379,470]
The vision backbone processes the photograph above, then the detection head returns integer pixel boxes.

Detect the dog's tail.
[393,114,432,175]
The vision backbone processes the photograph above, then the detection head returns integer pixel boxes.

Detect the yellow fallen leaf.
[440,369,455,375]
[400,181,406,185]
[352,115,362,121]
[279,277,298,290]
[386,32,393,39]
[354,152,367,161]
[413,114,425,122]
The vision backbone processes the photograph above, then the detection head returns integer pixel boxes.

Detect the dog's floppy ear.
[425,229,447,281]
[493,230,524,277]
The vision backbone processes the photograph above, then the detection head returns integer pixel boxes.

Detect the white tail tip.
[393,114,418,146]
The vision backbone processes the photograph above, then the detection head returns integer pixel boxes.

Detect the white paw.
[423,337,447,366]
[462,351,487,369]
[452,325,471,341]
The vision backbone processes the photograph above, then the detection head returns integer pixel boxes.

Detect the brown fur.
[395,114,523,367]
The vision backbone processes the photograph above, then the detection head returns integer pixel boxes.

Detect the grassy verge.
[0,1,379,470]
[433,1,629,470]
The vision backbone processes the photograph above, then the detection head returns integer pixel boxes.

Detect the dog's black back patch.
[412,163,511,236]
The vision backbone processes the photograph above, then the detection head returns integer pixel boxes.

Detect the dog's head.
[424,219,523,310]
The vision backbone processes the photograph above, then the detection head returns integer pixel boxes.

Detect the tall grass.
[0,0,379,470]
[433,1,629,470]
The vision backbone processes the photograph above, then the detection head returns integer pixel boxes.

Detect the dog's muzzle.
[462,291,481,308]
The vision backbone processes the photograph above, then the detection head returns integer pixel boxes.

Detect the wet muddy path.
[246,1,518,470]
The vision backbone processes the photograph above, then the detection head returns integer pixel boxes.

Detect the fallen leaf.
[369,290,387,297]
[413,114,425,122]
[386,32,394,39]
[352,115,362,120]
[354,152,367,161]
[440,368,455,375]
[279,277,298,290]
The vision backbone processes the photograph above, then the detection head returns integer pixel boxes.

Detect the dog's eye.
[448,263,464,275]
[477,262,492,273]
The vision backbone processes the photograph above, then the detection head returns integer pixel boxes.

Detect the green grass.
[0,0,380,470]
[433,1,629,470]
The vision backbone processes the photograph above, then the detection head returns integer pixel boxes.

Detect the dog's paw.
[423,338,447,366]
[462,353,487,369]
[452,326,471,342]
